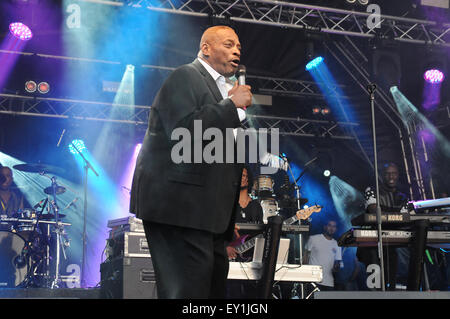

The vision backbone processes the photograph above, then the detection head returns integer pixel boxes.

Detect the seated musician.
[356,162,409,290]
[0,166,25,217]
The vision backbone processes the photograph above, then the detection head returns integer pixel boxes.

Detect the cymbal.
[44,186,66,195]
[13,163,64,175]
[40,213,66,220]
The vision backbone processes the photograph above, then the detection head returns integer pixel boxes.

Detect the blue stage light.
[306,56,324,71]
[68,139,86,155]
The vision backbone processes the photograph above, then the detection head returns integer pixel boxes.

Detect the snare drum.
[12,209,38,239]
[0,231,28,287]
[259,198,279,224]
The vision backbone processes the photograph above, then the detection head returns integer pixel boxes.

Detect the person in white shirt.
[304,219,342,291]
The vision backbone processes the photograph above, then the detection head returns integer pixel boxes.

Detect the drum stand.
[17,198,48,288]
[48,176,68,288]
[28,174,69,288]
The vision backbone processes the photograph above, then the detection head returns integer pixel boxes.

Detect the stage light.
[321,107,331,115]
[424,69,445,84]
[126,64,135,72]
[9,22,33,41]
[306,56,324,71]
[358,0,369,5]
[68,139,86,155]
[312,107,321,115]
[37,82,50,94]
[25,81,37,93]
[346,0,357,3]
[323,170,331,177]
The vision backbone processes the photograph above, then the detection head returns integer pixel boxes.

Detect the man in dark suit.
[130,25,252,298]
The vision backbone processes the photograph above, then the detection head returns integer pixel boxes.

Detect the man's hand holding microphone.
[228,65,252,110]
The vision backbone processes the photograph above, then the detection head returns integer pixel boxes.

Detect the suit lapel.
[192,59,224,103]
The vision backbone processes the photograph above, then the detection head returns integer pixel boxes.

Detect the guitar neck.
[283,216,298,225]
[235,235,262,255]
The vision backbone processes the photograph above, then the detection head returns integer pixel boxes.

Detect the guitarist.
[226,166,263,261]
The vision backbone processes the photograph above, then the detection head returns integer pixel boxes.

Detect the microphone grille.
[237,64,246,75]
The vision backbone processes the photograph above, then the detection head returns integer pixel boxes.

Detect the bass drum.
[0,231,28,287]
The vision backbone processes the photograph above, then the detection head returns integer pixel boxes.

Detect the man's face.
[241,169,248,188]
[0,168,13,191]
[324,221,337,237]
[383,165,399,189]
[201,28,241,77]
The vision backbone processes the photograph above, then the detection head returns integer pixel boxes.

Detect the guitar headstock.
[296,205,322,220]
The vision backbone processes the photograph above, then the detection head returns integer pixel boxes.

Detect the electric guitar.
[229,205,322,260]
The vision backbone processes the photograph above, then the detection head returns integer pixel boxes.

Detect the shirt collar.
[198,57,223,82]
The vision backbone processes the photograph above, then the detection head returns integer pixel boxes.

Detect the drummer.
[0,166,24,217]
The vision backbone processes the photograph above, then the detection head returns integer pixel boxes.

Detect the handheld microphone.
[237,65,246,86]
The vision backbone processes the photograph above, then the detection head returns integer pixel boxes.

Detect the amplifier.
[100,256,157,299]
[108,231,150,258]
[107,216,144,232]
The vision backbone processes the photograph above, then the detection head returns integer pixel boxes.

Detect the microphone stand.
[283,155,307,298]
[368,83,386,291]
[49,175,65,288]
[70,142,99,288]
[288,155,318,299]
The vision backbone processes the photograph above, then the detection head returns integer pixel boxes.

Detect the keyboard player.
[356,162,409,290]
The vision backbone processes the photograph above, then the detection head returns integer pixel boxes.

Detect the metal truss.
[246,75,351,99]
[1,49,347,100]
[83,0,450,47]
[242,114,358,140]
[0,93,358,139]
[142,63,345,99]
[0,94,151,125]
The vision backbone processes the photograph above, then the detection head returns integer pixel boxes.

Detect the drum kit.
[0,163,72,289]
[252,174,308,223]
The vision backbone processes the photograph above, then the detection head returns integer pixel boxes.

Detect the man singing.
[130,25,252,299]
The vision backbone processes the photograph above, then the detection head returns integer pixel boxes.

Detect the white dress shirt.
[198,57,246,122]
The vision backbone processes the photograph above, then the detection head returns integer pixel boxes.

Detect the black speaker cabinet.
[100,256,157,299]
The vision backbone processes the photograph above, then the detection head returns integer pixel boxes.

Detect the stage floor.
[314,291,450,299]
[0,288,101,299]
[0,288,450,299]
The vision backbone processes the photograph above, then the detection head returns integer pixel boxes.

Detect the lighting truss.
[0,94,150,125]
[247,75,351,99]
[241,114,359,140]
[0,93,359,139]
[81,0,450,47]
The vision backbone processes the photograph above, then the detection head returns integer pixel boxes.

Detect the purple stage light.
[424,69,445,84]
[9,22,33,41]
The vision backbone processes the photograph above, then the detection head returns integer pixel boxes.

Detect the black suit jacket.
[130,59,243,239]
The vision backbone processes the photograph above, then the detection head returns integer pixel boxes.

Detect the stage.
[0,0,449,299]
